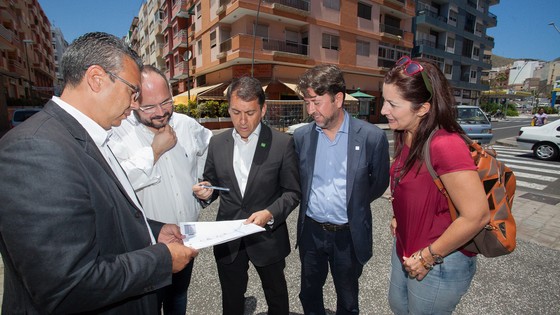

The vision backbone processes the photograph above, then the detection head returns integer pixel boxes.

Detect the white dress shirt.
[51,96,156,244]
[111,113,212,223]
[232,123,261,197]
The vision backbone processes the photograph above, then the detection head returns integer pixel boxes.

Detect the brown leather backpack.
[424,130,517,257]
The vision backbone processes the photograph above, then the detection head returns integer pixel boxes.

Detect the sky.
[39,0,560,62]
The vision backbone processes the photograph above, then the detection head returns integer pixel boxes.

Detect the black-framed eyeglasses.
[104,70,141,102]
[395,56,433,101]
[135,99,174,114]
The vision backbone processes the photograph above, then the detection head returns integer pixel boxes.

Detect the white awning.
[174,83,223,103]
[279,80,358,102]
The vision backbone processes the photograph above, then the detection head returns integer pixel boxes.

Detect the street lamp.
[22,39,34,98]
[549,22,560,34]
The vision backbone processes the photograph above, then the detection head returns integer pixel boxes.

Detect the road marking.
[512,171,557,182]
[515,180,548,190]
[497,157,560,169]
[502,163,560,175]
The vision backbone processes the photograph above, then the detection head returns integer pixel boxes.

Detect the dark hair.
[384,57,463,175]
[61,32,142,90]
[297,64,346,102]
[226,76,265,108]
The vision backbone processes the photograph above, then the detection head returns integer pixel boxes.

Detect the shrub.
[219,102,229,117]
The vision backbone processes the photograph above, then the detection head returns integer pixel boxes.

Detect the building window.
[255,23,268,39]
[464,13,475,33]
[471,70,477,79]
[197,40,202,55]
[356,40,370,56]
[473,46,480,60]
[196,3,201,19]
[210,31,216,48]
[448,9,458,24]
[323,0,340,10]
[322,33,339,50]
[462,38,473,58]
[475,22,484,35]
[446,36,455,49]
[444,63,453,75]
[357,2,372,20]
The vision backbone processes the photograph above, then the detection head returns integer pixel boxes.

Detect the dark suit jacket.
[204,123,301,267]
[0,101,173,314]
[293,117,390,265]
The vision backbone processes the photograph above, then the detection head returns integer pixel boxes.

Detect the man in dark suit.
[193,76,301,315]
[0,32,197,314]
[293,64,390,314]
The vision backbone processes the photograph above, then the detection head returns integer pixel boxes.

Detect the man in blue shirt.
[293,64,390,314]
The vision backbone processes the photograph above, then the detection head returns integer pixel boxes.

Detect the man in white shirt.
[111,65,212,315]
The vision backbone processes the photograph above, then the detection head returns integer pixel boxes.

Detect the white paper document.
[179,219,266,249]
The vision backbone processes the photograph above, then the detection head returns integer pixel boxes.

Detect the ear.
[84,65,106,94]
[417,102,431,117]
[261,102,267,118]
[335,92,344,109]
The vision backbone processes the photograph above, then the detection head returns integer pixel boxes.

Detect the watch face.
[433,255,444,264]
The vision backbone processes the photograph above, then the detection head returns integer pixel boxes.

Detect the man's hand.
[166,243,198,273]
[158,224,184,244]
[245,209,273,227]
[152,125,177,163]
[192,180,213,201]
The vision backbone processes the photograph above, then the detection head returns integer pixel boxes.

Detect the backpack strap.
[423,128,464,221]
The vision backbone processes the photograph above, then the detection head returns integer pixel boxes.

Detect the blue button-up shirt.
[307,111,349,224]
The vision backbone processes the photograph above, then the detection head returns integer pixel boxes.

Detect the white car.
[285,117,313,135]
[517,119,560,161]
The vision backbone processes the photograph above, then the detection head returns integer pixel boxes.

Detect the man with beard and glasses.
[111,65,212,315]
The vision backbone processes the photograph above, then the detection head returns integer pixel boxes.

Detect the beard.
[134,110,173,129]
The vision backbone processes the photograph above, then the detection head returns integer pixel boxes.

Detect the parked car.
[10,108,41,128]
[456,105,493,144]
[517,119,560,161]
[285,116,313,135]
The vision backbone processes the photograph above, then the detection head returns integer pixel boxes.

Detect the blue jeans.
[298,216,364,315]
[388,243,476,315]
[158,259,194,315]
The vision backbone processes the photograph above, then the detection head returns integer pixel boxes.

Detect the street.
[1,116,559,313]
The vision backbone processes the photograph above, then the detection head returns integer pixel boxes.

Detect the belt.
[308,216,349,232]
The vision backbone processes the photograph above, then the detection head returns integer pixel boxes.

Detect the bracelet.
[417,248,433,270]
[428,244,444,265]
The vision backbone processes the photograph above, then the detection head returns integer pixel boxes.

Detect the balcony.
[263,0,310,15]
[380,24,403,37]
[263,39,308,56]
[173,29,189,50]
[173,60,189,80]
[487,12,497,27]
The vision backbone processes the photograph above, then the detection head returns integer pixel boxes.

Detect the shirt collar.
[51,96,111,147]
[314,110,350,134]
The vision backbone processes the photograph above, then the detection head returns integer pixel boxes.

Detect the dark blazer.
[204,123,301,267]
[293,117,390,265]
[0,101,172,314]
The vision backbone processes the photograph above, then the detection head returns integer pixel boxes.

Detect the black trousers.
[216,241,289,315]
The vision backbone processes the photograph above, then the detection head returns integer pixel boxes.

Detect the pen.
[199,184,230,192]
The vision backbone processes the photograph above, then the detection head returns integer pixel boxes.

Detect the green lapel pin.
[260,142,267,148]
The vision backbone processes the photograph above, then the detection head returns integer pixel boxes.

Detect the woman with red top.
[381,56,490,315]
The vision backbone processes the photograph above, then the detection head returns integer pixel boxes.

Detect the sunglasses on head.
[395,56,433,101]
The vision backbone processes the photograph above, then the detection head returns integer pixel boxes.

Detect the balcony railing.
[416,39,445,50]
[263,0,309,12]
[262,39,308,56]
[380,24,403,37]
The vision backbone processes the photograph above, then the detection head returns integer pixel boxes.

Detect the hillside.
[490,55,515,67]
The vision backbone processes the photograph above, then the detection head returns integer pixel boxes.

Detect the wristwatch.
[428,245,444,264]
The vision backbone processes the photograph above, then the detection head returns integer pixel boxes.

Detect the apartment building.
[51,26,69,96]
[0,0,56,105]
[412,0,499,106]
[128,0,416,123]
